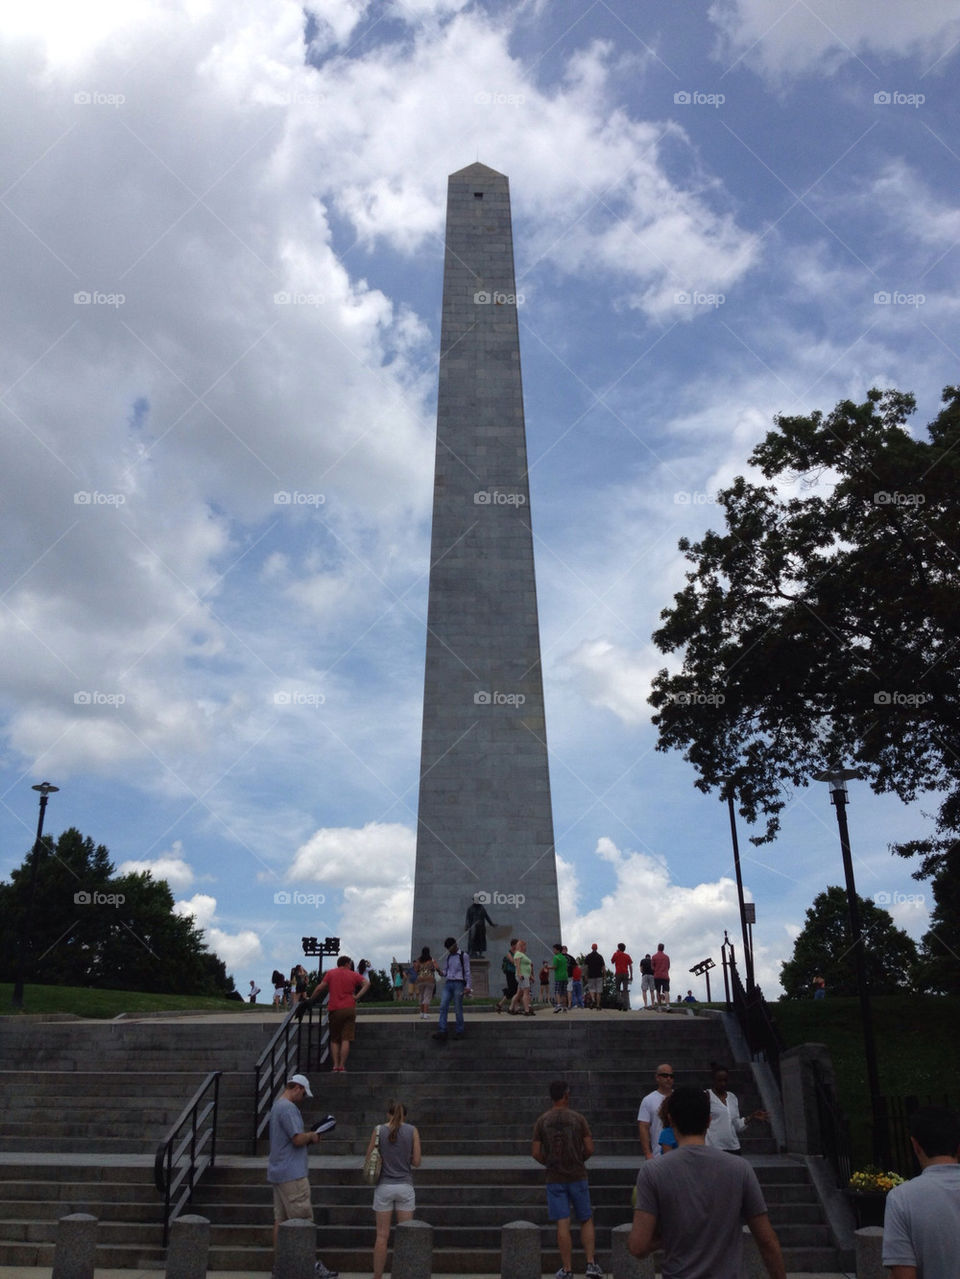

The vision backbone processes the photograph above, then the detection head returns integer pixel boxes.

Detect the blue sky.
[2,0,958,1000]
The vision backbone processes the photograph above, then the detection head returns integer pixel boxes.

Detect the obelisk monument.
[410,163,561,966]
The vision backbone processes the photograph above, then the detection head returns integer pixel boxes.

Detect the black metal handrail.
[252,1001,329,1153]
[723,947,785,1082]
[154,1070,221,1246]
[810,1058,853,1187]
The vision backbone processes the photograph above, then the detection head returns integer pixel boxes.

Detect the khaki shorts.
[272,1176,313,1223]
[329,1007,357,1043]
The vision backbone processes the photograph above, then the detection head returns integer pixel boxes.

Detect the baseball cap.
[288,1073,313,1097]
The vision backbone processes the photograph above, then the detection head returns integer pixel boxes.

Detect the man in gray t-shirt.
[629,1086,785,1279]
[267,1074,337,1279]
[882,1105,960,1279]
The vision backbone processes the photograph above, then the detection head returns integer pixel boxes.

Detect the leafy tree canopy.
[1,827,235,997]
[779,885,919,999]
[650,386,960,874]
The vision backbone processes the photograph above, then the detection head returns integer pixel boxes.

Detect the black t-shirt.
[640,956,654,976]
[583,951,605,979]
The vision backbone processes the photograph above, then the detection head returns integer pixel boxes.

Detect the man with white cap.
[267,1073,338,1278]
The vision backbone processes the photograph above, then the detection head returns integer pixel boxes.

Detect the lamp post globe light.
[812,766,885,1165]
[11,782,59,1010]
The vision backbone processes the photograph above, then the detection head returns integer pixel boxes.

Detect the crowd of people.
[266,954,960,1279]
[493,938,678,1015]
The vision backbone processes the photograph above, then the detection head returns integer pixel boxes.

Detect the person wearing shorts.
[652,943,670,1006]
[639,954,655,1008]
[509,938,535,1016]
[583,944,605,1009]
[266,1073,338,1278]
[532,1081,603,1279]
[365,1100,422,1279]
[298,955,370,1072]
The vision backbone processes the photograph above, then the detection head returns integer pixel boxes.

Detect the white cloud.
[174,892,218,927]
[559,836,782,997]
[708,0,960,80]
[560,639,661,726]
[118,840,196,889]
[287,821,416,887]
[173,890,264,972]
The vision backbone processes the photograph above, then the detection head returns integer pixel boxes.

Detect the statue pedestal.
[469,958,490,997]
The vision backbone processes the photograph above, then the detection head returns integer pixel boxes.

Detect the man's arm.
[291,1129,320,1147]
[887,1269,917,1279]
[531,1138,546,1166]
[628,1211,660,1258]
[746,1213,786,1279]
[581,1122,595,1161]
[637,1118,653,1159]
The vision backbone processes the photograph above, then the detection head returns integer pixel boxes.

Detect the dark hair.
[386,1100,407,1143]
[710,1061,729,1077]
[336,955,352,968]
[418,947,432,962]
[617,942,626,951]
[910,1107,960,1159]
[549,1080,569,1102]
[444,936,457,950]
[272,970,283,985]
[667,1086,710,1136]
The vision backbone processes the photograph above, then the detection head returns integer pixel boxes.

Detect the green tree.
[651,386,960,852]
[779,886,920,998]
[0,827,235,997]
[914,845,960,995]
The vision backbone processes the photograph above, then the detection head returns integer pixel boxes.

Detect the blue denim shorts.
[546,1179,592,1222]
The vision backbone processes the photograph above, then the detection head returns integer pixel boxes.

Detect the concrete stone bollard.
[166,1214,210,1279]
[275,1217,317,1279]
[501,1219,541,1279]
[393,1217,433,1279]
[854,1226,885,1279]
[53,1213,97,1279]
[610,1222,655,1279]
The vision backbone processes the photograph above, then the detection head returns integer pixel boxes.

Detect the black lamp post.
[11,782,59,1009]
[813,767,884,1164]
[719,781,755,997]
[301,936,340,979]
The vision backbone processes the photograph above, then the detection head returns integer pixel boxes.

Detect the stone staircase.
[0,1009,843,1272]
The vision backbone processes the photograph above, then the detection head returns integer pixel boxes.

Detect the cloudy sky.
[2,0,958,1001]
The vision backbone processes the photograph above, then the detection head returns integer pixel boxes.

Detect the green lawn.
[0,983,259,1019]
[771,994,960,1167]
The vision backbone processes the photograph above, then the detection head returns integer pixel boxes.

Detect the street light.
[812,766,884,1164]
[301,936,340,978]
[719,779,755,997]
[11,782,59,1010]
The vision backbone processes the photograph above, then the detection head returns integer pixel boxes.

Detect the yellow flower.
[848,1166,905,1193]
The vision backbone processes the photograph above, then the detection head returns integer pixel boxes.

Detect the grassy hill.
[0,982,258,1019]
[771,994,960,1167]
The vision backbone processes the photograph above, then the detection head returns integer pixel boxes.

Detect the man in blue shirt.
[267,1073,337,1278]
[433,936,472,1041]
[883,1106,960,1279]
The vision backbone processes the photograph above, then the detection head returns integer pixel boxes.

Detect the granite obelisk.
[410,163,561,963]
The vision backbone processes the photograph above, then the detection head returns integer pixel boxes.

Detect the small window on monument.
[474,192,483,199]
